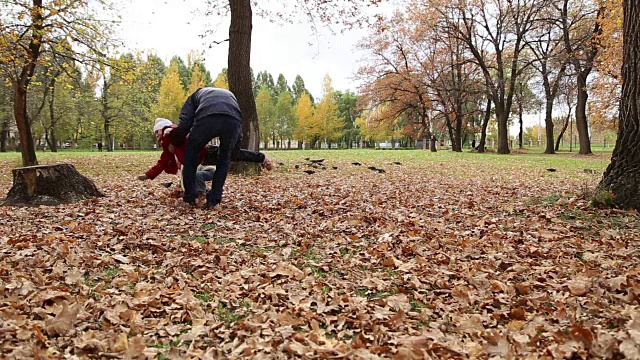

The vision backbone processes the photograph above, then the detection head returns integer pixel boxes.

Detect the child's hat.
[153,118,173,132]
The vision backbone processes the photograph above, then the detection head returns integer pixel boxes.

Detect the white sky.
[116,0,542,133]
[117,1,370,101]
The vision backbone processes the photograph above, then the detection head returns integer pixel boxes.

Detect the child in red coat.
[138,118,272,196]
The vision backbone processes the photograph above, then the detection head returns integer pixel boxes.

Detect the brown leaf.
[270,263,305,280]
[510,307,526,320]
[567,278,591,296]
[45,301,81,336]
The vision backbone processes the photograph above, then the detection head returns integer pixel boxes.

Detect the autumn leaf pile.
[1,151,639,359]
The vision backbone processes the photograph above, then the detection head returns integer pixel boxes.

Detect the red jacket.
[145,125,207,179]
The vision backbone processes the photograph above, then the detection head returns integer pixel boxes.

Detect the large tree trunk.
[228,0,259,151]
[575,71,592,154]
[2,164,104,206]
[599,0,640,209]
[496,108,510,154]
[478,98,492,153]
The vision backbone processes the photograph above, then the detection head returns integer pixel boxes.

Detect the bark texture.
[2,164,104,206]
[599,0,640,209]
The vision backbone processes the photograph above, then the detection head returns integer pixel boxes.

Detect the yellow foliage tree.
[294,92,315,146]
[213,72,229,89]
[312,75,343,147]
[256,87,275,147]
[355,105,396,142]
[188,63,207,94]
[153,63,186,122]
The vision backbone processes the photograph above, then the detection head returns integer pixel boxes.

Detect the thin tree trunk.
[0,119,8,152]
[15,85,38,165]
[555,111,571,151]
[545,99,556,154]
[599,0,640,209]
[48,77,58,152]
[518,107,524,149]
[478,98,492,153]
[13,0,44,166]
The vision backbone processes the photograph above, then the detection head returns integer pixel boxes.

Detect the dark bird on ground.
[311,164,319,169]
[332,166,338,170]
[546,168,557,172]
[377,169,386,173]
[304,170,315,174]
[304,157,310,161]
[367,166,378,171]
[294,164,300,169]
[392,162,401,165]
[352,162,361,166]
[277,162,285,166]
[310,159,325,163]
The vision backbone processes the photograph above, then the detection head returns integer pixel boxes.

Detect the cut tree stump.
[2,163,104,206]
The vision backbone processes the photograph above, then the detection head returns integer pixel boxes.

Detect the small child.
[138,118,273,197]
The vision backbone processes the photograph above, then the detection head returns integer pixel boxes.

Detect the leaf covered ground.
[1,150,639,359]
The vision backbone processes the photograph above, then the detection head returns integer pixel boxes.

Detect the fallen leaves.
[45,301,81,336]
[0,151,639,358]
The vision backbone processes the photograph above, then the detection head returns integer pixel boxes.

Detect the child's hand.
[168,144,175,153]
[137,174,148,181]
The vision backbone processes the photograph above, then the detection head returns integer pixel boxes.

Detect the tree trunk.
[228,0,259,152]
[2,163,104,206]
[555,111,571,151]
[478,98,492,153]
[496,110,510,154]
[453,115,463,152]
[104,122,113,152]
[575,71,592,154]
[599,0,640,209]
[0,119,8,152]
[518,107,524,149]
[14,85,38,166]
[13,0,44,167]
[545,98,556,154]
[48,80,58,153]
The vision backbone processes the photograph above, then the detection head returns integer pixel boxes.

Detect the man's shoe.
[204,201,219,209]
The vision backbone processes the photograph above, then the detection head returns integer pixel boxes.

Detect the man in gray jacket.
[170,87,244,208]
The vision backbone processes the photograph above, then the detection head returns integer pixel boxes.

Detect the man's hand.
[168,144,175,154]
[137,174,148,181]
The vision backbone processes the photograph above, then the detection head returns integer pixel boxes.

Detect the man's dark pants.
[182,114,241,206]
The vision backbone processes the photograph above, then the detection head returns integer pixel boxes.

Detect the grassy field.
[1,149,637,359]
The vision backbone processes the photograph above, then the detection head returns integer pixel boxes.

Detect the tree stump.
[2,164,104,206]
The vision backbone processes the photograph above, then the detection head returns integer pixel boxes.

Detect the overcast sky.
[116,1,544,133]
[117,1,371,101]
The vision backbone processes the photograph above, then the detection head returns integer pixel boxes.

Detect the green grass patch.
[195,291,211,302]
[202,223,217,230]
[216,303,244,328]
[103,267,120,279]
[303,249,323,262]
[184,235,208,244]
[308,265,327,278]
[215,237,235,245]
